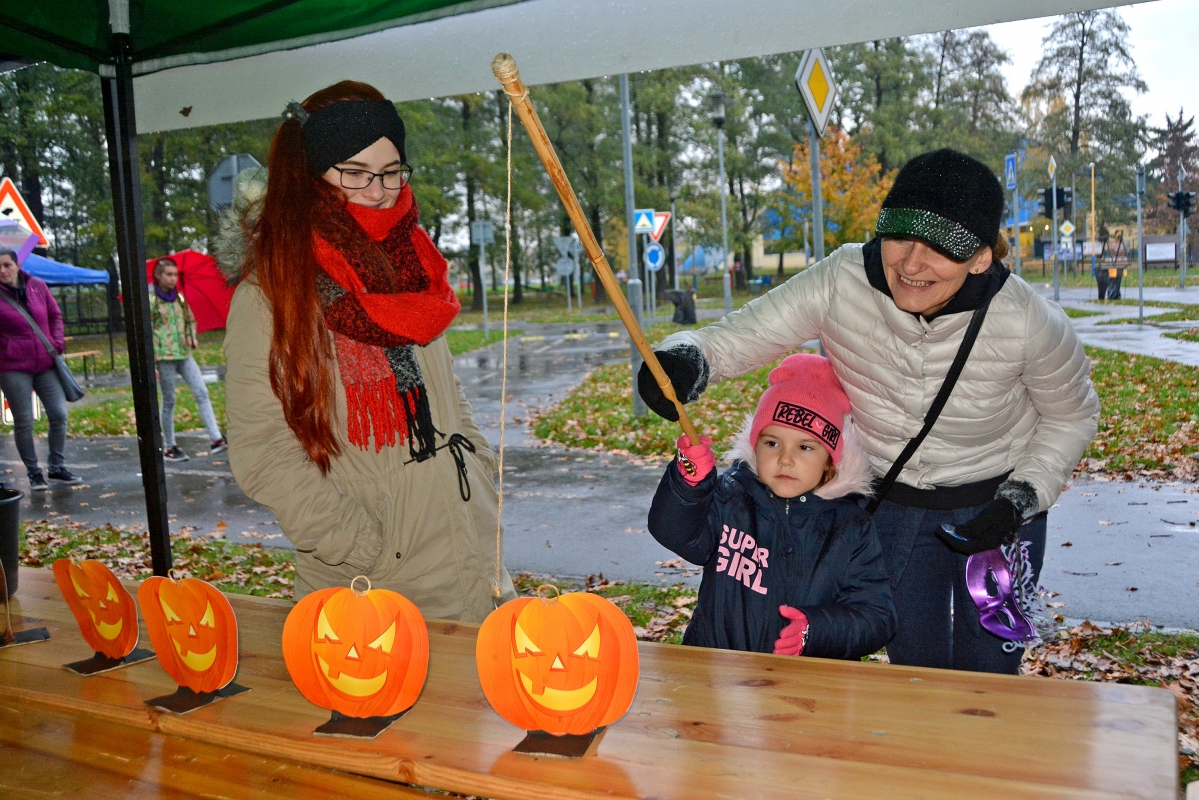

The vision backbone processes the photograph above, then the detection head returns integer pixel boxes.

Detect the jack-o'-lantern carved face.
[476,587,639,736]
[53,559,139,659]
[138,572,239,694]
[283,576,428,719]
[511,598,602,714]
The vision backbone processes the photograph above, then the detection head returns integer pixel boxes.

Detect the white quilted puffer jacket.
[659,244,1099,514]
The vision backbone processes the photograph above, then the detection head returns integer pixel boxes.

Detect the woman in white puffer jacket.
[640,149,1099,674]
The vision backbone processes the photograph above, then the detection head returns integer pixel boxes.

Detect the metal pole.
[1136,164,1145,324]
[1090,163,1097,292]
[671,197,679,291]
[640,233,649,316]
[575,248,583,311]
[1052,172,1059,302]
[101,34,171,576]
[621,74,646,417]
[717,128,731,315]
[479,240,489,339]
[808,119,825,263]
[1180,167,1189,289]
[1012,177,1022,277]
[1070,173,1076,278]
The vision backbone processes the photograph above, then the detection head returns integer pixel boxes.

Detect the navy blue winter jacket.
[648,459,895,659]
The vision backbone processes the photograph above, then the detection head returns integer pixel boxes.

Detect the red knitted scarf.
[313,188,460,456]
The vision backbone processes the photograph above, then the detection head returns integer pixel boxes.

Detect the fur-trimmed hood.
[724,413,875,500]
[211,167,267,283]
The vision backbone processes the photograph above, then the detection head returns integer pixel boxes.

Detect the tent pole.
[101,34,172,576]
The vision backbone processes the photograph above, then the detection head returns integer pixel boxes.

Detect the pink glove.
[675,435,716,485]
[773,605,810,656]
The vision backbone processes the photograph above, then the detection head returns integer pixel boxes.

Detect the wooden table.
[0,567,1178,799]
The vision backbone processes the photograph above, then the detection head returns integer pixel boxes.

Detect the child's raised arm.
[648,436,720,566]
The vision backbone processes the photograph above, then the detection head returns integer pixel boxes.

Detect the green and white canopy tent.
[2,0,1144,573]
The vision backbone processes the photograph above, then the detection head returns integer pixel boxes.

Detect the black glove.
[637,348,703,421]
[936,498,1021,556]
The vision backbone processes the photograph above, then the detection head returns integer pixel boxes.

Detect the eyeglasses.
[331,165,413,191]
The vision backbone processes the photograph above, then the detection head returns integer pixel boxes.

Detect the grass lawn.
[6,328,518,438]
[1019,264,1199,289]
[1062,307,1104,319]
[1099,305,1199,325]
[1166,329,1199,343]
[1083,346,1199,479]
[15,524,1198,787]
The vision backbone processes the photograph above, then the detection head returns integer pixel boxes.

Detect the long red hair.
[247,81,387,473]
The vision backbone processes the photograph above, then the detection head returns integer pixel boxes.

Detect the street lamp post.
[711,90,732,316]
[621,73,646,416]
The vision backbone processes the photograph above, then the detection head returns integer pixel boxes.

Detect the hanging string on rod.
[492,100,514,605]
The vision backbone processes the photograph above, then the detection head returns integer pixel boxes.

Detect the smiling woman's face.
[881,238,992,316]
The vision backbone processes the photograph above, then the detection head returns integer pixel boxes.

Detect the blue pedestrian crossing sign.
[1004,153,1017,190]
[633,208,655,234]
[644,241,666,272]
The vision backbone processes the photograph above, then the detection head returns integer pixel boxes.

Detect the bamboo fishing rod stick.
[492,53,701,446]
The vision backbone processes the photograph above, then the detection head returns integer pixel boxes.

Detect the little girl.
[648,353,895,659]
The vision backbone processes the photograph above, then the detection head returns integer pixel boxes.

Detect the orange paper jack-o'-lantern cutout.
[476,586,639,736]
[53,559,140,659]
[138,571,239,693]
[283,576,429,719]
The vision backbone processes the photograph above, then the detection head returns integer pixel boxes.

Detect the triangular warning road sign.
[650,211,671,243]
[0,178,47,246]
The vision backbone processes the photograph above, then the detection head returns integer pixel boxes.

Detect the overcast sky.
[985,0,1196,131]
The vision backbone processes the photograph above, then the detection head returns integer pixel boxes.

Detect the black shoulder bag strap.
[866,300,992,515]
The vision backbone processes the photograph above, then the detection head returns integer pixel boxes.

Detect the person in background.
[0,247,82,490]
[150,257,226,462]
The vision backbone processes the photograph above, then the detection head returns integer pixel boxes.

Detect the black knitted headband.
[285,99,407,174]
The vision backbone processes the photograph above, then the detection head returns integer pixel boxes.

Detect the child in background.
[648,354,895,659]
[150,258,227,462]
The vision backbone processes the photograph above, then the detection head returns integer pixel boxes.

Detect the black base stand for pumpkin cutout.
[0,568,49,647]
[513,727,607,758]
[0,626,49,648]
[313,709,409,739]
[146,683,250,714]
[64,648,155,675]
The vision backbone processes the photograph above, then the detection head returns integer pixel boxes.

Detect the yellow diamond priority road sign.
[795,48,838,137]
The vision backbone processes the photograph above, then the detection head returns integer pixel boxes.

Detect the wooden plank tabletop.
[0,567,1179,799]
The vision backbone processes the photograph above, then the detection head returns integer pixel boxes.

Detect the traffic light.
[1039,188,1054,218]
[1058,187,1073,219]
[1170,191,1197,217]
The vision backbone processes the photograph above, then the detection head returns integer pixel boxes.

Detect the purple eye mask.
[943,525,1038,643]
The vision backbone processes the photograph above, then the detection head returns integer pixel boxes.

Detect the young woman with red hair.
[222,81,515,620]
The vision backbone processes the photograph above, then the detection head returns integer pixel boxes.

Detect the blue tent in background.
[21,253,109,286]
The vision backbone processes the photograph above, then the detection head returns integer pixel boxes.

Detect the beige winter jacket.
[224,281,515,621]
[660,244,1099,513]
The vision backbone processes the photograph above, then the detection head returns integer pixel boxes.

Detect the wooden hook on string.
[491,53,702,446]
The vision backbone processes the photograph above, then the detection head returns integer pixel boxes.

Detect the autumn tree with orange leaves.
[778,128,894,253]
